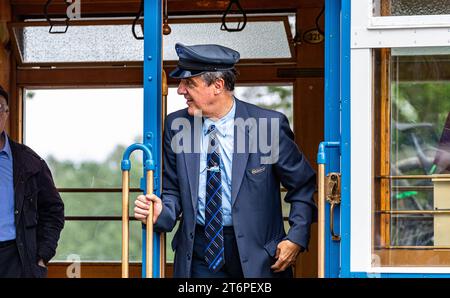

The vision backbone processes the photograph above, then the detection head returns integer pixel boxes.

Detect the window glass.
[167,85,294,129]
[24,88,143,188]
[15,25,143,63]
[373,47,450,266]
[61,192,141,217]
[13,17,293,64]
[55,221,142,262]
[374,0,450,16]
[24,88,144,262]
[163,19,292,60]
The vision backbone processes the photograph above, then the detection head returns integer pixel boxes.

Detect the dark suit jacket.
[155,98,316,277]
[9,139,64,277]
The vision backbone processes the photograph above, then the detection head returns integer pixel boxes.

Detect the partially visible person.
[0,85,64,278]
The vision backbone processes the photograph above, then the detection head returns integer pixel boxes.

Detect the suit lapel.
[183,115,201,213]
[231,98,250,207]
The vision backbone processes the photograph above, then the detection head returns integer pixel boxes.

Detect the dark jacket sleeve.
[36,160,65,263]
[154,117,182,233]
[273,114,317,250]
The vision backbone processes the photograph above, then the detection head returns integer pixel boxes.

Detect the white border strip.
[350,49,373,272]
[352,0,450,49]
[370,15,450,29]
[370,267,450,274]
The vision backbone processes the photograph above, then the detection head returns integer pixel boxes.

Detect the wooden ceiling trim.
[11,0,324,18]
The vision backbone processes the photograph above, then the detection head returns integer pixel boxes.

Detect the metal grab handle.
[44,0,70,34]
[221,0,247,32]
[121,144,154,278]
[329,203,340,241]
[329,200,341,241]
[326,173,341,241]
[132,0,144,40]
[317,141,340,278]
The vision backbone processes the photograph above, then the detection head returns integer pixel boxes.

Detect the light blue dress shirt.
[197,100,235,226]
[0,132,16,241]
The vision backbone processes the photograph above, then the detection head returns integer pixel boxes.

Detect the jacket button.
[14,210,19,215]
[237,234,244,238]
[190,232,194,239]
[187,253,191,260]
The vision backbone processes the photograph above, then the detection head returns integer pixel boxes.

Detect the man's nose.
[177,83,186,95]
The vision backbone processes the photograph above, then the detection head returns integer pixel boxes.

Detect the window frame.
[371,0,450,28]
[9,16,295,68]
[350,0,450,274]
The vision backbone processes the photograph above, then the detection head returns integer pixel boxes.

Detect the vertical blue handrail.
[141,0,163,278]
[323,0,343,278]
[340,0,351,278]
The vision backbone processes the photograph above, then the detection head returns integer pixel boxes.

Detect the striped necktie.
[204,124,225,272]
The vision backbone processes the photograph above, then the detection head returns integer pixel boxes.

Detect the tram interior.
[0,0,325,277]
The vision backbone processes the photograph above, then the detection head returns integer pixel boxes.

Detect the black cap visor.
[169,59,235,79]
[169,67,207,79]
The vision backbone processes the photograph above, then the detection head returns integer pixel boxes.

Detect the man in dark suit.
[0,86,64,277]
[134,43,316,278]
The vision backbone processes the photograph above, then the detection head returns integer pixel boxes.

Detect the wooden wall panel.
[293,7,324,278]
[11,0,324,18]
[48,263,173,278]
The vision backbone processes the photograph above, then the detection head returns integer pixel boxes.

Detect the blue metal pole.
[142,0,162,278]
[340,0,352,278]
[324,0,342,278]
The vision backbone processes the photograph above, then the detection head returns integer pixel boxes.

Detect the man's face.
[0,96,9,134]
[177,76,217,117]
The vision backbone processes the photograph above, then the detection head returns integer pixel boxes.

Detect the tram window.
[163,18,294,61]
[13,23,144,64]
[373,48,450,266]
[374,0,450,16]
[24,88,144,262]
[167,85,294,129]
[11,16,293,65]
[55,221,142,262]
[24,88,143,188]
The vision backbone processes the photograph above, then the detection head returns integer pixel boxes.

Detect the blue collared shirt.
[197,100,236,226]
[0,132,16,241]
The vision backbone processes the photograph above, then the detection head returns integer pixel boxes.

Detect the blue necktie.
[204,124,225,272]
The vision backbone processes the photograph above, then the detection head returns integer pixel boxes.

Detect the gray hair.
[200,68,238,91]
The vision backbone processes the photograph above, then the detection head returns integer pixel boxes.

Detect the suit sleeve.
[153,117,182,232]
[37,160,65,263]
[273,114,317,250]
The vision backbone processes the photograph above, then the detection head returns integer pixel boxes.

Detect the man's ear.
[214,78,225,94]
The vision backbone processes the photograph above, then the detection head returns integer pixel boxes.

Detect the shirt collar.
[0,132,12,159]
[203,99,236,137]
